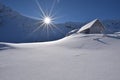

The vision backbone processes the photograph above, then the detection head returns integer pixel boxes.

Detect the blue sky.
[0,0,120,23]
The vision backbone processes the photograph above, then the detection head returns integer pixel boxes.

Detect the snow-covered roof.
[77,19,102,33]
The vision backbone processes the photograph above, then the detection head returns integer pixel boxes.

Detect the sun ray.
[57,0,60,3]
[47,25,50,40]
[27,0,63,41]
[32,22,44,33]
[35,0,46,17]
[49,0,56,17]
[51,23,65,36]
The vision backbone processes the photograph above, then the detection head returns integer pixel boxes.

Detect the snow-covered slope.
[0,3,39,42]
[0,34,120,80]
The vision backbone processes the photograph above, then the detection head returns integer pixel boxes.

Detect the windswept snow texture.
[0,34,120,80]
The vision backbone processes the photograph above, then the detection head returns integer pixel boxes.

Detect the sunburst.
[35,0,57,27]
[44,17,51,24]
[27,0,64,41]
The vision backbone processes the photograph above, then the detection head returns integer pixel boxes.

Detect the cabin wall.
[90,21,104,34]
[90,26,102,33]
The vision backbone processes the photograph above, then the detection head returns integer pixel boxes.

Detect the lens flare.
[44,17,51,24]
[28,0,65,41]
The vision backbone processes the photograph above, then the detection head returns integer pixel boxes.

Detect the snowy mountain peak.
[0,3,19,17]
[0,3,12,12]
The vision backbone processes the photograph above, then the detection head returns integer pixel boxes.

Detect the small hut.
[77,19,105,34]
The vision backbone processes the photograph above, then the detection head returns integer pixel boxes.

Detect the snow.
[66,29,79,36]
[0,34,120,80]
[77,19,98,33]
[0,3,120,79]
[1,2,120,43]
[102,20,120,33]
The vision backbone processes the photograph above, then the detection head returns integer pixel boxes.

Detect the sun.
[43,17,51,24]
[35,0,58,26]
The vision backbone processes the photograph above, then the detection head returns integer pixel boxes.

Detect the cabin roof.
[77,19,104,33]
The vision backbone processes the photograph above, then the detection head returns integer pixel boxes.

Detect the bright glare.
[44,17,51,24]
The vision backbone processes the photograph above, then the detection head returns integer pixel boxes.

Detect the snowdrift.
[0,34,120,80]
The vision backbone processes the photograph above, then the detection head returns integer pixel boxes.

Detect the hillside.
[0,3,73,43]
[0,3,120,43]
[0,34,120,80]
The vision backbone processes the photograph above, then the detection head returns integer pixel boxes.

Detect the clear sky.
[0,0,120,23]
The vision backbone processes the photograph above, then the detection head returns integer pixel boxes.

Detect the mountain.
[102,20,120,33]
[0,33,120,80]
[0,3,120,43]
[0,3,74,43]
[0,3,120,80]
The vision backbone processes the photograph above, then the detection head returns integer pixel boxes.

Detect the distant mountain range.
[0,3,120,43]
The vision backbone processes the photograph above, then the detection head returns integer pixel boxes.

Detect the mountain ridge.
[0,3,120,43]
